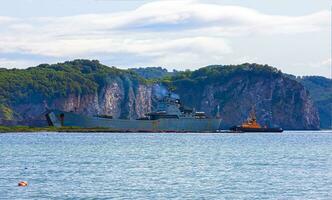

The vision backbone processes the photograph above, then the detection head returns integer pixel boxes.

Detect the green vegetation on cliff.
[130,67,177,79]
[163,63,281,84]
[0,59,143,106]
[0,104,14,120]
[161,63,283,106]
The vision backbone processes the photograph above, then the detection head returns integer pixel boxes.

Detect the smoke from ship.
[152,84,179,100]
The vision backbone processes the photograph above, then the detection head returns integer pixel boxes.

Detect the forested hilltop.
[0,60,143,105]
[0,59,328,129]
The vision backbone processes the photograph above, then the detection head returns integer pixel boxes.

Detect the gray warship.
[45,94,222,132]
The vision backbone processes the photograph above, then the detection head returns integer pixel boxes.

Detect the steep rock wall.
[7,79,152,125]
[173,73,319,129]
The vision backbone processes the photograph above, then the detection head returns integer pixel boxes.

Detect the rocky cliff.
[10,81,152,124]
[298,76,332,129]
[0,60,321,129]
[165,64,319,129]
[0,60,152,126]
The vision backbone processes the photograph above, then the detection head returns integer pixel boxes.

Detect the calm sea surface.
[0,131,331,200]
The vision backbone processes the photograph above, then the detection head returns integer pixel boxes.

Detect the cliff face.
[0,59,153,126]
[199,76,318,129]
[8,80,152,125]
[168,64,319,129]
[298,76,332,129]
[0,60,321,129]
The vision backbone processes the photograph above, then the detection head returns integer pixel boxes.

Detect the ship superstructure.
[230,107,283,132]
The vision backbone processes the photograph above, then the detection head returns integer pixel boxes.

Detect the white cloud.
[0,0,329,73]
[0,58,38,69]
[321,58,331,66]
[283,58,331,77]
[116,2,329,35]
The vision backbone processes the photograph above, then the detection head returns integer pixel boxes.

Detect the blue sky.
[0,0,330,77]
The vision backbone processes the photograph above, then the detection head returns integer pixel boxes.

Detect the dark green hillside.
[299,76,332,129]
[164,63,281,83]
[130,67,176,79]
[162,63,282,108]
[0,59,141,106]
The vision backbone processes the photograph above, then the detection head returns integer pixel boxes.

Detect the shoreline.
[0,126,122,133]
[0,126,329,133]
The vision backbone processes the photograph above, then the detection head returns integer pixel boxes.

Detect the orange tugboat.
[230,108,283,133]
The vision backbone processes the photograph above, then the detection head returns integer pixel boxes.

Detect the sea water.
[0,131,331,199]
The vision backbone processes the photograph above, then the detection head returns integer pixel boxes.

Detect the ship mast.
[249,106,257,121]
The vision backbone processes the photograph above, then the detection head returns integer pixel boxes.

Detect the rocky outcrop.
[171,66,320,129]
[13,81,152,122]
[298,76,332,129]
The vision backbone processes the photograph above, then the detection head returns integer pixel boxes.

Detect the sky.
[0,0,330,77]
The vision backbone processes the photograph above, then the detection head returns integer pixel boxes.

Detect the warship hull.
[46,110,222,132]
